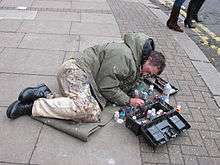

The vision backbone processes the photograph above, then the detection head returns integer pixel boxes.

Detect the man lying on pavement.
[6,32,166,123]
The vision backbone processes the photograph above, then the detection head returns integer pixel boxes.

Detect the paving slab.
[214,96,220,108]
[18,20,71,34]
[31,0,71,9]
[0,73,58,106]
[35,11,80,22]
[0,32,24,48]
[0,108,42,163]
[0,10,37,20]
[71,1,111,10]
[79,35,122,50]
[198,157,220,165]
[173,33,210,62]
[0,47,4,53]
[75,0,107,2]
[0,0,34,7]
[70,22,120,37]
[30,121,141,165]
[0,48,64,75]
[0,19,23,32]
[19,33,79,51]
[192,61,220,96]
[81,13,117,24]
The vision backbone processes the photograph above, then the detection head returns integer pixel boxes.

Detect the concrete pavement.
[0,0,220,164]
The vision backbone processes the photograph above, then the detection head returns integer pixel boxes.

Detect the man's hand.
[129,98,144,107]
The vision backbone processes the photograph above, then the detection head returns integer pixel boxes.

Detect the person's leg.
[32,96,100,122]
[167,0,186,32]
[192,0,205,22]
[31,59,101,122]
[184,0,196,28]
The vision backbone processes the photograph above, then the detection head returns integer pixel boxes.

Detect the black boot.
[184,19,195,28]
[167,6,183,32]
[6,100,33,119]
[18,83,51,103]
[184,0,196,28]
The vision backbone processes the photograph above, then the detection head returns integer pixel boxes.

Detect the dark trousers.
[173,0,186,8]
[186,0,205,20]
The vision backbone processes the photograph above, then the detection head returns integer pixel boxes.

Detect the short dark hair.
[142,50,166,75]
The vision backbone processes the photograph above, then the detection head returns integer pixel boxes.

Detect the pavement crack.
[28,124,44,164]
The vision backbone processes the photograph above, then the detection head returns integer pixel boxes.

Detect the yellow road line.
[158,0,220,55]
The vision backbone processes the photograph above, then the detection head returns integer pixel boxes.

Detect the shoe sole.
[6,100,19,119]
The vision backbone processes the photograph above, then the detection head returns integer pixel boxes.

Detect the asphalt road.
[183,0,220,36]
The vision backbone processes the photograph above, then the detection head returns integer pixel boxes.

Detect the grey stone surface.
[214,96,220,108]
[203,138,220,157]
[141,152,170,164]
[0,10,37,20]
[173,33,210,62]
[0,32,24,47]
[0,19,22,32]
[0,0,220,164]
[0,0,33,7]
[192,61,220,96]
[19,33,79,51]
[76,0,107,2]
[168,145,184,165]
[200,130,220,139]
[198,157,220,165]
[0,48,64,75]
[0,47,4,53]
[18,20,71,34]
[35,11,80,22]
[0,73,58,106]
[70,22,121,37]
[182,155,199,165]
[30,122,141,165]
[81,13,117,24]
[0,108,42,163]
[181,145,208,156]
[31,0,71,9]
[79,35,122,50]
[71,1,111,10]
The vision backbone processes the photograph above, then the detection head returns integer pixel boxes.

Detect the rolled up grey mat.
[32,106,118,142]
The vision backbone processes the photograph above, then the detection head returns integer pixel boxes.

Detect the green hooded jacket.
[72,32,154,109]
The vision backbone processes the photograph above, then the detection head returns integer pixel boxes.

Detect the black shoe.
[193,16,202,23]
[167,22,184,32]
[184,19,196,28]
[6,100,33,119]
[18,83,51,103]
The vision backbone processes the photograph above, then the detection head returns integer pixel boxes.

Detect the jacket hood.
[124,32,154,68]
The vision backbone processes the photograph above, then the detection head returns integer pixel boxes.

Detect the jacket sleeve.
[98,78,130,106]
[97,64,131,106]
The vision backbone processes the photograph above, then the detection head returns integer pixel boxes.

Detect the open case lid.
[141,111,191,146]
[144,75,178,95]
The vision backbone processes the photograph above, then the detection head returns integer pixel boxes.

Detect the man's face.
[141,60,160,76]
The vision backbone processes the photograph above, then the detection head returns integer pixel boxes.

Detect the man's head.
[141,50,166,75]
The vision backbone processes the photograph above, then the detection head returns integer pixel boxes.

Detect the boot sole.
[6,100,19,119]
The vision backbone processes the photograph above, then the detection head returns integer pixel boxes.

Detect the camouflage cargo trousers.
[32,59,101,122]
